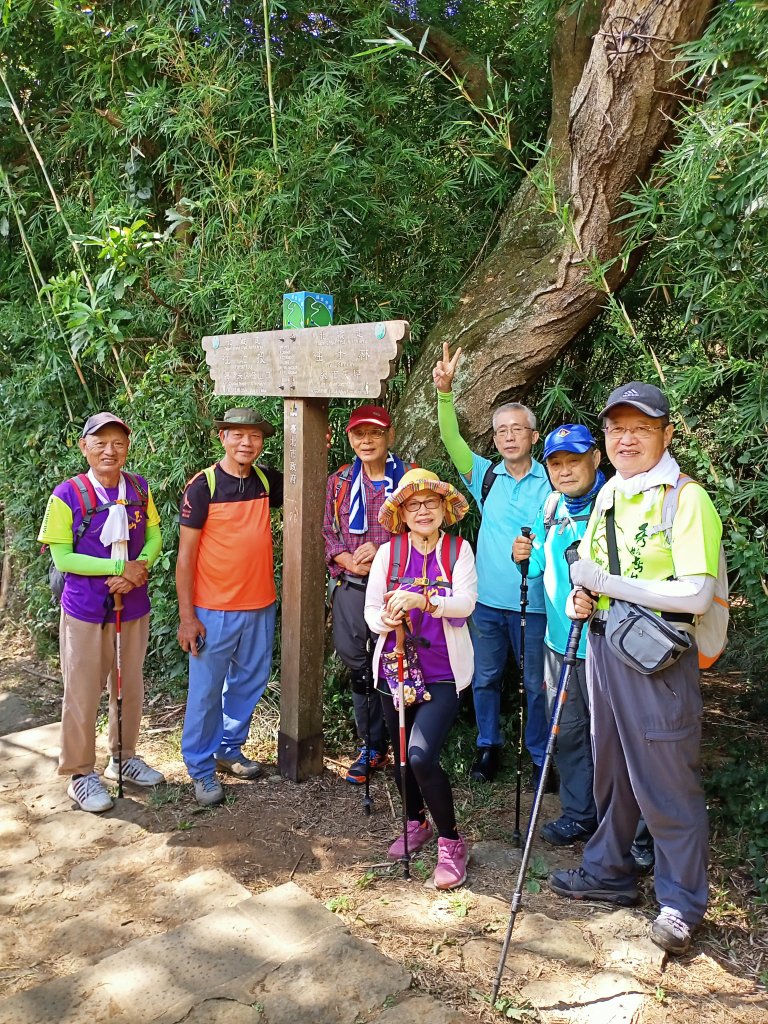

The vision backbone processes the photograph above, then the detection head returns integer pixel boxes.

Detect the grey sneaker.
[215,753,262,779]
[651,908,692,954]
[104,756,165,787]
[67,772,114,814]
[194,774,225,806]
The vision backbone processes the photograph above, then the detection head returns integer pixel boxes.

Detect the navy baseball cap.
[543,424,597,460]
[81,412,131,437]
[599,381,669,420]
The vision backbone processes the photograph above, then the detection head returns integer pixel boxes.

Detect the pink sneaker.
[387,819,434,860]
[434,835,468,889]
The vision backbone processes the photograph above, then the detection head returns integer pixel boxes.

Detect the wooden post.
[202,319,408,780]
[278,397,328,780]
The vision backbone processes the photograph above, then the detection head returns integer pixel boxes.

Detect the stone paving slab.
[0,882,473,1024]
[0,693,37,736]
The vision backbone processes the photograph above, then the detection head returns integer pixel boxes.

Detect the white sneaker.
[67,772,114,813]
[104,756,165,787]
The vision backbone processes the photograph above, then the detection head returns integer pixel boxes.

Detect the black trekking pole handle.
[519,525,532,578]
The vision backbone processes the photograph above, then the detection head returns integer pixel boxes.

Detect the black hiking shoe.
[548,867,639,906]
[469,747,501,783]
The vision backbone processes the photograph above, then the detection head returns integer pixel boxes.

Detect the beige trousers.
[58,611,149,777]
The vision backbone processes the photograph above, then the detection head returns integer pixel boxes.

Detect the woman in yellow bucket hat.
[364,469,477,889]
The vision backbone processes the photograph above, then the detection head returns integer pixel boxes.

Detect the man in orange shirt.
[176,408,283,806]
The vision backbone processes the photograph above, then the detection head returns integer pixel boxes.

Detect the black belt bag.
[602,506,692,676]
[605,599,692,675]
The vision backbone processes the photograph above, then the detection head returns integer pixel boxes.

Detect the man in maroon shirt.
[322,406,412,782]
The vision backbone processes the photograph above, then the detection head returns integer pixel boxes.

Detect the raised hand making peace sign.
[433,342,463,393]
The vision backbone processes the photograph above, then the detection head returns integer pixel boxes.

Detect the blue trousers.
[182,604,276,781]
[469,601,548,764]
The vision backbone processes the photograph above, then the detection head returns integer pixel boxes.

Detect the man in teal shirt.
[434,344,551,783]
[513,425,604,843]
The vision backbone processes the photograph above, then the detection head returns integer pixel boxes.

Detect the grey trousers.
[543,645,596,825]
[331,580,386,751]
[581,634,708,926]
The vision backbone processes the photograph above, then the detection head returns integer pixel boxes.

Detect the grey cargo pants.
[581,633,708,926]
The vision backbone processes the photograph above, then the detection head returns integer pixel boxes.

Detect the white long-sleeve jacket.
[363,533,478,694]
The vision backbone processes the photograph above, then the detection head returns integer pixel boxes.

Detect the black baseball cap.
[81,412,131,437]
[599,382,670,421]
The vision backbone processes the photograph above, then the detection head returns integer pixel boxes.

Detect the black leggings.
[379,684,461,838]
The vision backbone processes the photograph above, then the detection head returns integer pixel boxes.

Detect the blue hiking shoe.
[345,746,389,785]
[541,816,597,847]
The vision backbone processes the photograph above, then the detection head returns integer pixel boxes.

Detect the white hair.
[492,403,537,431]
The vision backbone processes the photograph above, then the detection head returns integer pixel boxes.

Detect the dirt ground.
[1,624,767,1024]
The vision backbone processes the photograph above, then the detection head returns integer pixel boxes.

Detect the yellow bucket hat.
[378,469,469,534]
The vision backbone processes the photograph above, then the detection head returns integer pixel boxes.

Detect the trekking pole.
[491,543,583,1004]
[114,592,124,799]
[512,525,532,848]
[394,622,410,880]
[362,636,374,817]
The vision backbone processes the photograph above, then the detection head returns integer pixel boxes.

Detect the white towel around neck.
[594,450,681,515]
[87,469,130,562]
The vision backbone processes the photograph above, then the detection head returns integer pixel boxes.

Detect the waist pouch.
[381,635,431,710]
[605,599,692,676]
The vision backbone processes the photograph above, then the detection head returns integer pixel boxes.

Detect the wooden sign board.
[202,320,408,399]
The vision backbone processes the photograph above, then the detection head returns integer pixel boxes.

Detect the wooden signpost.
[202,314,409,781]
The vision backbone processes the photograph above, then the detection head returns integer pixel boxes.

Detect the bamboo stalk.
[1,169,95,406]
[1,71,134,401]
[262,0,279,160]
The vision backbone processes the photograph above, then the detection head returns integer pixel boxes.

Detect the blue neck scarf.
[348,452,408,534]
[563,469,606,516]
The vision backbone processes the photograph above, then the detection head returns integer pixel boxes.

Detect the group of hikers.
[39,343,723,958]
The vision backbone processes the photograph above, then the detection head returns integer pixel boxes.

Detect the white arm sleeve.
[598,574,715,616]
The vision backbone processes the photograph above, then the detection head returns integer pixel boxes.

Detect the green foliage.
[0,1,548,679]
[528,1,768,667]
[706,747,768,902]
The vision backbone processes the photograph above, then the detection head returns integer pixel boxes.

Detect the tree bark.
[392,0,715,460]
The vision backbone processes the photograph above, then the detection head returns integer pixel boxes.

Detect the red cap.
[346,405,392,432]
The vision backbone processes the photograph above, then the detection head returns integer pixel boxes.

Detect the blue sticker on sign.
[212,337,220,350]
[375,323,386,340]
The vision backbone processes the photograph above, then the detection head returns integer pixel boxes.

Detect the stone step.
[0,881,472,1024]
[0,723,251,993]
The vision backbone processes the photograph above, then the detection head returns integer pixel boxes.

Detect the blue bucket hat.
[543,423,597,460]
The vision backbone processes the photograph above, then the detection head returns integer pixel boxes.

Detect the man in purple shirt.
[322,405,411,783]
[38,412,164,813]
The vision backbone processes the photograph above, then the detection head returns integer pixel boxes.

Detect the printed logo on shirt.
[181,493,193,519]
[129,509,144,531]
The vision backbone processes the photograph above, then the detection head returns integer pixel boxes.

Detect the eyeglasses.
[494,426,532,438]
[349,428,387,440]
[402,497,443,513]
[86,439,128,452]
[603,425,664,440]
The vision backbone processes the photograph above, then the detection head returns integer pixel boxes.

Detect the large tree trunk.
[393,0,715,460]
